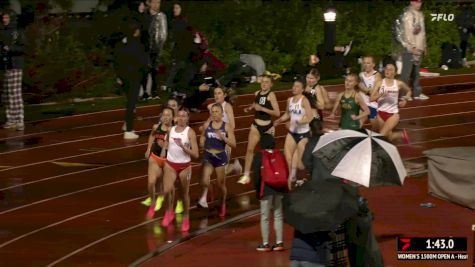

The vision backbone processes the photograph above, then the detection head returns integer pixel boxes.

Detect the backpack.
[260,149,289,198]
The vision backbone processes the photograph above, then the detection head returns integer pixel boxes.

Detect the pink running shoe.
[146,204,156,219]
[401,129,411,145]
[181,217,190,232]
[161,211,175,227]
[218,203,226,218]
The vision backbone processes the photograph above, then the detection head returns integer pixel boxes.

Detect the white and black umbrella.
[312,129,407,187]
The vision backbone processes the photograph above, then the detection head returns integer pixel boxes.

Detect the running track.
[1,74,475,267]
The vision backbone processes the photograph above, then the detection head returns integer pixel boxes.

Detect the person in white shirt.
[396,0,429,100]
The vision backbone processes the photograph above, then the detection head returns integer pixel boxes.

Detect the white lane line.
[0,175,146,215]
[0,159,144,191]
[401,100,475,110]
[1,110,474,190]
[3,117,475,214]
[3,95,475,155]
[399,133,475,146]
[0,195,147,249]
[0,178,241,249]
[406,121,475,132]
[2,84,475,143]
[45,190,255,267]
[0,133,283,190]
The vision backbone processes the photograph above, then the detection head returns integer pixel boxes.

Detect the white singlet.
[167,126,191,163]
[288,96,310,134]
[359,71,378,109]
[377,79,400,114]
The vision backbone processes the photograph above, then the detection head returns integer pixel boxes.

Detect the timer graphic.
[397,236,468,261]
[397,237,467,251]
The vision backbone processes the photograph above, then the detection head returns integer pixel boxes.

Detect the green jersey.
[340,92,361,130]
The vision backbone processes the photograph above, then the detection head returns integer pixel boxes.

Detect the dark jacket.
[170,17,194,61]
[114,37,148,82]
[290,230,331,264]
[0,21,25,69]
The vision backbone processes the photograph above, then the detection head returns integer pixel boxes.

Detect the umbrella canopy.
[313,129,407,187]
[239,54,265,76]
[283,179,359,233]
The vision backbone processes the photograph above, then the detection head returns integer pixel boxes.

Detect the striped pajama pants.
[1,69,24,123]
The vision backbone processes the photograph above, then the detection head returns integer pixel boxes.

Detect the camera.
[204,76,216,87]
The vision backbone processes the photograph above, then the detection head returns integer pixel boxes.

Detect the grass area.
[1,67,473,123]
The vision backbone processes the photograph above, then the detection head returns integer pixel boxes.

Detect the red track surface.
[0,73,474,267]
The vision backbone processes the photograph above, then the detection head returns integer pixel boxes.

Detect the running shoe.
[414,93,429,100]
[175,200,184,214]
[256,243,272,252]
[141,197,152,206]
[197,198,208,209]
[161,211,175,227]
[401,129,411,145]
[218,203,226,218]
[124,131,139,139]
[233,159,243,175]
[271,243,285,251]
[146,204,155,219]
[15,123,24,131]
[237,175,250,184]
[154,196,164,211]
[181,217,190,232]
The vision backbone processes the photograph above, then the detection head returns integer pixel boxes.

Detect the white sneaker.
[3,122,16,129]
[233,159,242,175]
[15,123,24,131]
[198,198,208,209]
[124,131,139,139]
[414,93,429,100]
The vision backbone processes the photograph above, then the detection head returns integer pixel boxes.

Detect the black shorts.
[252,121,273,136]
[289,131,310,144]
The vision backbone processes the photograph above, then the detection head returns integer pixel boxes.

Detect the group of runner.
[140,57,412,232]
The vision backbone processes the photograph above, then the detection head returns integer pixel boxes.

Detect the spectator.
[181,66,214,112]
[456,4,475,64]
[145,0,167,99]
[0,10,25,131]
[114,22,148,139]
[253,133,286,252]
[394,0,428,100]
[217,54,265,87]
[165,2,195,94]
[132,1,152,100]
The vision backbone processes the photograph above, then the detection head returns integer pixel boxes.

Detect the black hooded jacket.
[0,20,25,69]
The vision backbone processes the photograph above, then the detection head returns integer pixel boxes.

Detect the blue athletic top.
[204,121,226,151]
